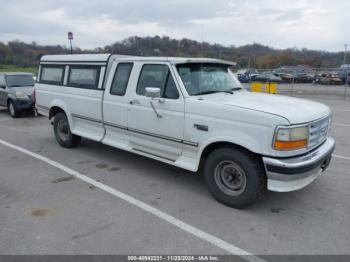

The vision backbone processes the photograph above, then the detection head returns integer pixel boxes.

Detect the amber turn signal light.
[274,139,307,150]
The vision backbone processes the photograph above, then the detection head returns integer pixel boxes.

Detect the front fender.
[193,132,267,171]
[199,135,262,156]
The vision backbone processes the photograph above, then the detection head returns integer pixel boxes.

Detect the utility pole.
[345,44,349,99]
[68,32,74,54]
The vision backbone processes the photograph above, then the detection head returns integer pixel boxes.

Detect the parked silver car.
[0,72,35,117]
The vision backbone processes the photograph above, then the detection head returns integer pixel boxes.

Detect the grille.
[308,116,330,148]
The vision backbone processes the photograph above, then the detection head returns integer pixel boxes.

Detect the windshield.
[176,63,242,96]
[6,75,35,87]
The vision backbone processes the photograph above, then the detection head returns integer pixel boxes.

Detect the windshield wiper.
[195,90,234,95]
[200,91,223,95]
[230,87,242,91]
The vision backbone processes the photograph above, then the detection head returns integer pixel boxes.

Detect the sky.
[0,0,349,51]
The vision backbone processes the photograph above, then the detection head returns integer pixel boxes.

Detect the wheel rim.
[9,103,15,116]
[214,160,247,196]
[57,119,70,141]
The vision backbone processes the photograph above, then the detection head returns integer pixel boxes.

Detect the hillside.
[0,36,347,69]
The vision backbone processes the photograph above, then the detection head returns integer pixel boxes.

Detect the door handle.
[129,99,140,105]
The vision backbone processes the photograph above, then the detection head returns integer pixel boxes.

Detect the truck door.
[127,63,185,161]
[102,61,133,149]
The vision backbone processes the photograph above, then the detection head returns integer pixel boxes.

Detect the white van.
[35,54,335,208]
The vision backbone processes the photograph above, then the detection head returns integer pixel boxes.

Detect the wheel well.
[49,106,65,120]
[199,142,261,170]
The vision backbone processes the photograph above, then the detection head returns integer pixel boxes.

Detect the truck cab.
[35,54,335,208]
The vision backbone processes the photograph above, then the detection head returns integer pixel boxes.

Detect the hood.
[191,91,330,124]
[10,86,34,96]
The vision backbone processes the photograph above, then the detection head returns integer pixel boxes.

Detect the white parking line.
[333,123,350,128]
[333,154,350,161]
[0,138,264,262]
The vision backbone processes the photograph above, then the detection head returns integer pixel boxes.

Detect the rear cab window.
[40,66,65,85]
[67,66,100,89]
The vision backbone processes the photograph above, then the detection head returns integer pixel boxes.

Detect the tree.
[0,37,344,69]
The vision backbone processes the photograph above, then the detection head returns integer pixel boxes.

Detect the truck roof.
[40,54,116,63]
[40,54,236,66]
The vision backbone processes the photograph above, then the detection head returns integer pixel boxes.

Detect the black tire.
[53,112,81,148]
[7,100,19,118]
[203,147,266,209]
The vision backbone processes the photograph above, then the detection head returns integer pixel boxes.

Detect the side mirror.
[145,87,161,98]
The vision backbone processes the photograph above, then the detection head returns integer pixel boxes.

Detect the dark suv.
[0,72,35,117]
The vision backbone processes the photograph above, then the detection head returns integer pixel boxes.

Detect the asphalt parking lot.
[1,83,350,259]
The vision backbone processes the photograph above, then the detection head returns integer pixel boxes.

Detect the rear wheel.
[53,112,81,148]
[203,147,266,209]
[8,100,19,118]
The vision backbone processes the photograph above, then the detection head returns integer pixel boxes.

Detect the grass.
[0,65,37,74]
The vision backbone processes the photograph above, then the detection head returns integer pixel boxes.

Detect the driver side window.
[137,64,179,99]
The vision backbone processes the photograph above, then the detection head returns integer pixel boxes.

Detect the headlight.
[274,125,308,150]
[15,91,29,99]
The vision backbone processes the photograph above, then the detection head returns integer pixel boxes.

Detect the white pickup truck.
[35,54,335,208]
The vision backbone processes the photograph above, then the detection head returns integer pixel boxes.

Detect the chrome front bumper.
[263,137,336,192]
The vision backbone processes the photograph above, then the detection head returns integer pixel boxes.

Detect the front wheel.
[53,112,81,148]
[8,100,19,118]
[203,147,266,209]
